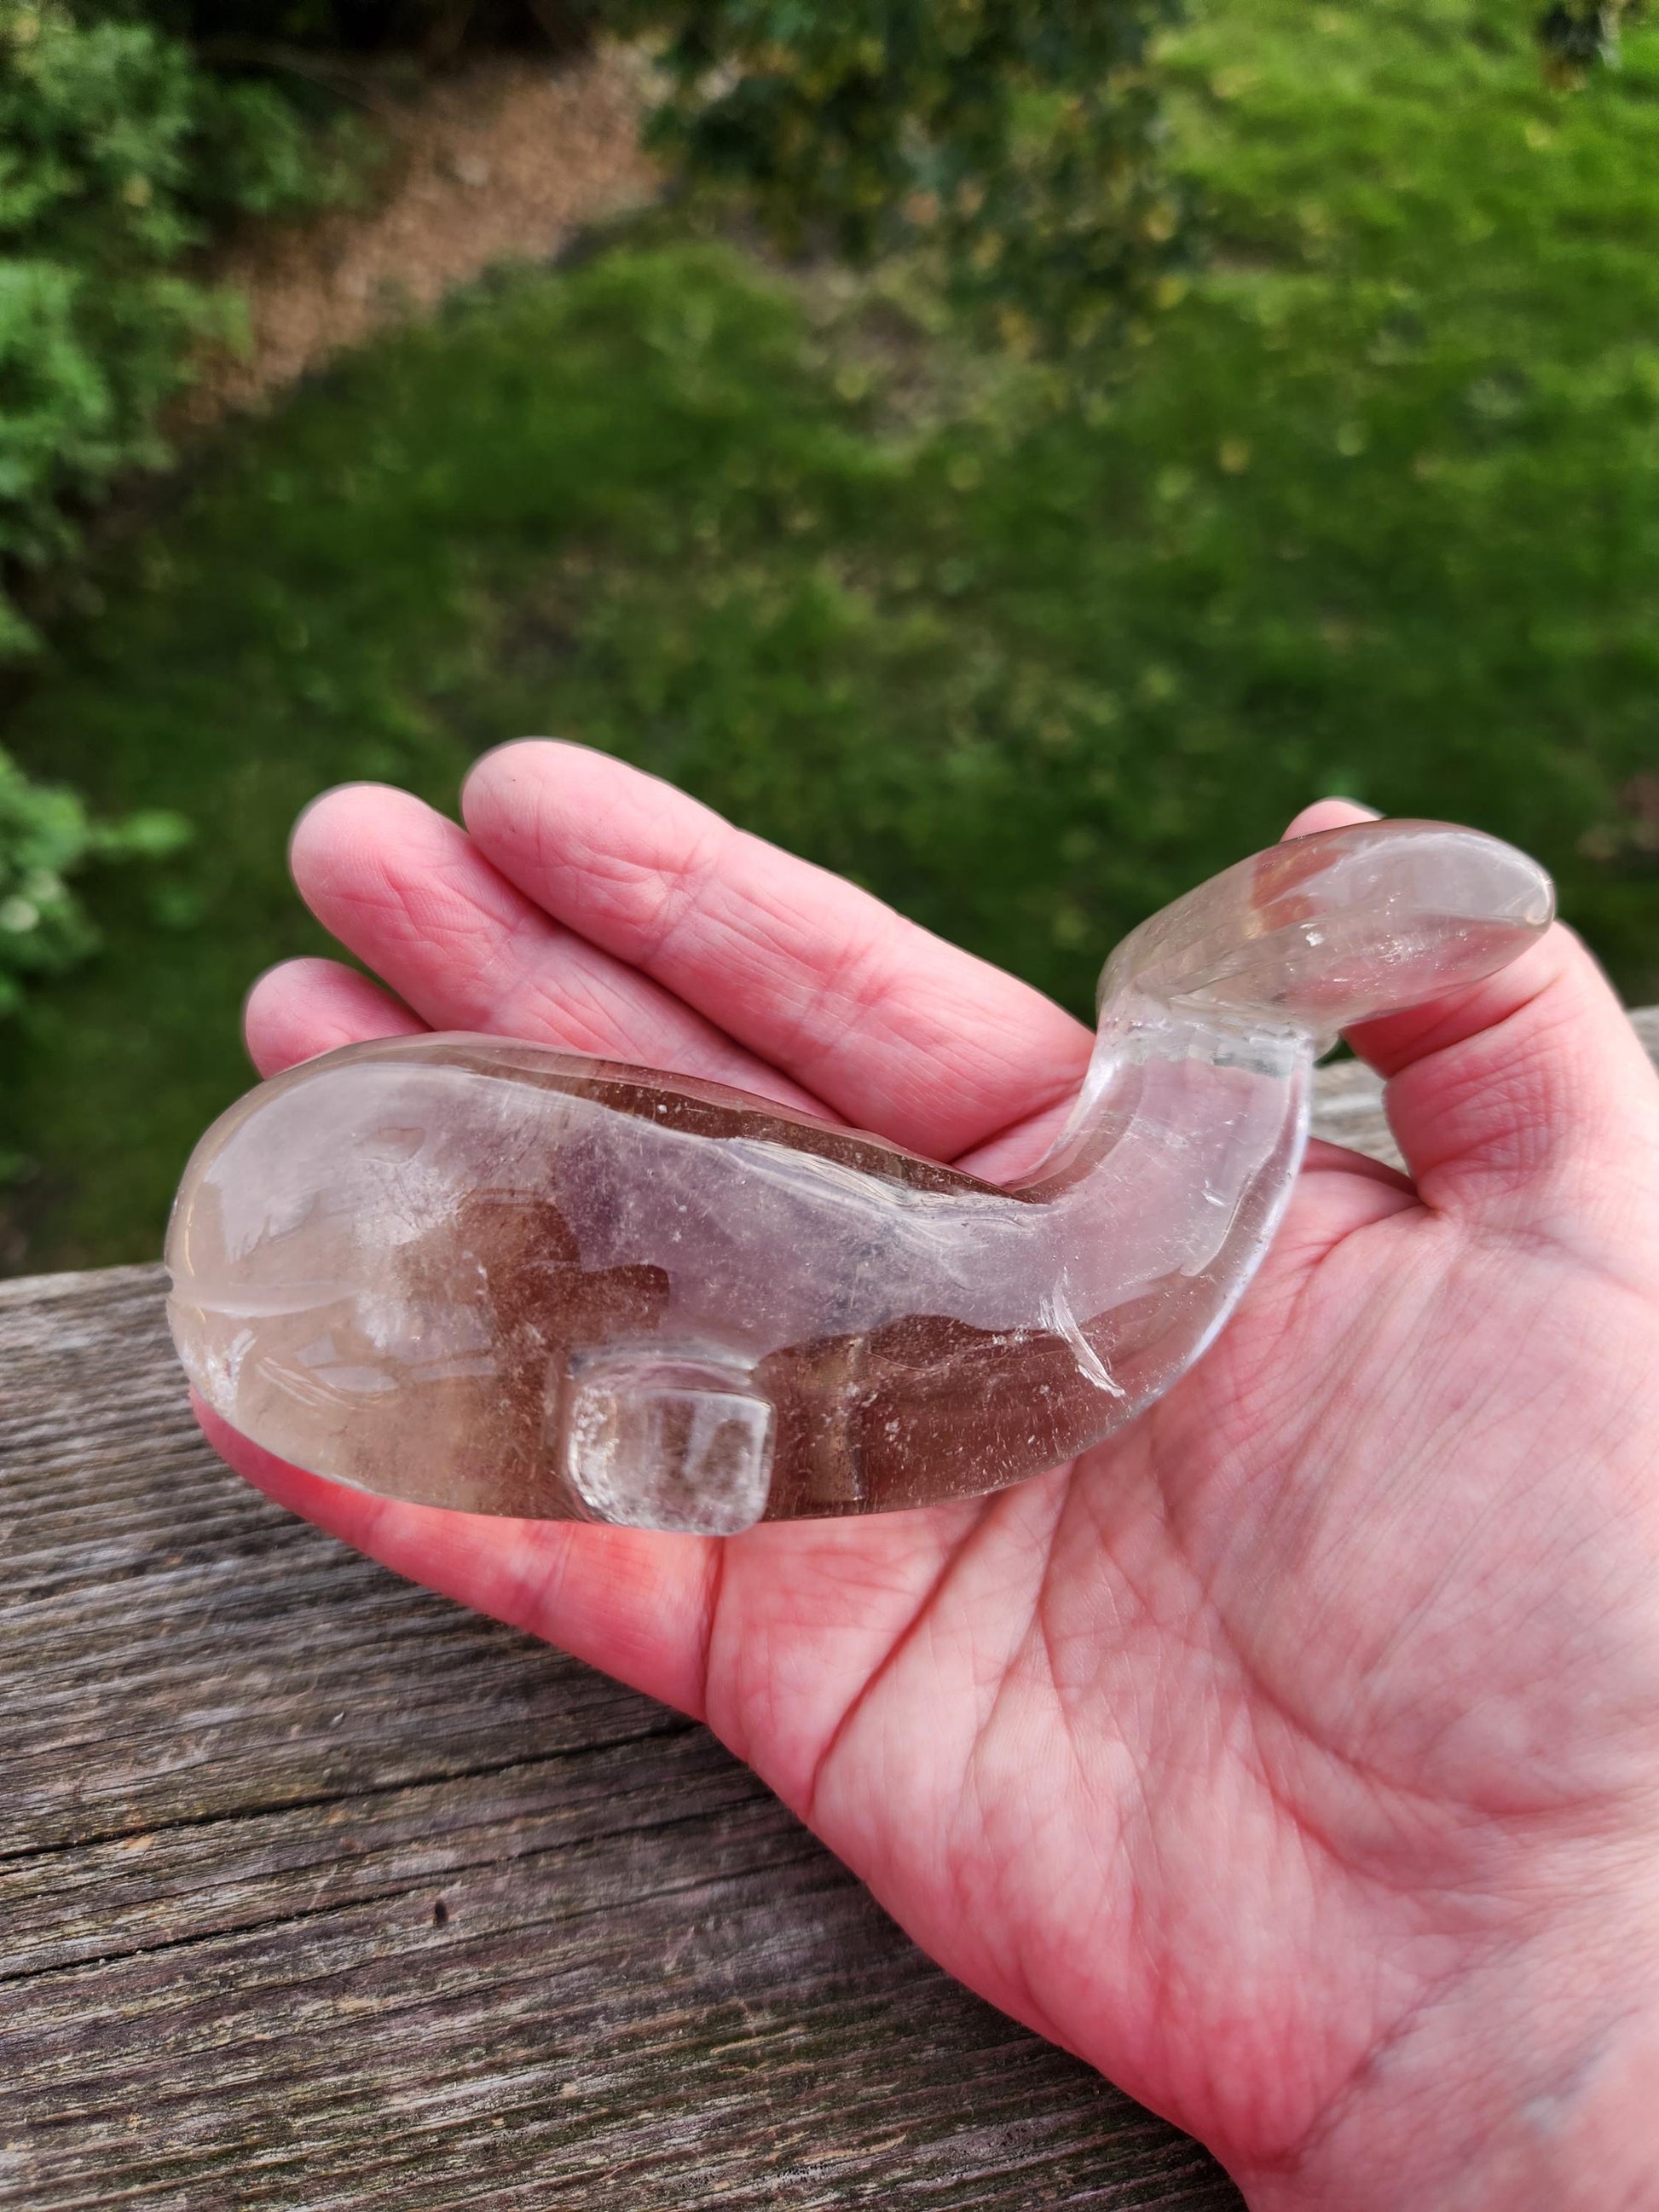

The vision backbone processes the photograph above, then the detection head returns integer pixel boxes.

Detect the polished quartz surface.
[168,822,1552,1532]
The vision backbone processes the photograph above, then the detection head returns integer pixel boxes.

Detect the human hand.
[201,742,1659,2209]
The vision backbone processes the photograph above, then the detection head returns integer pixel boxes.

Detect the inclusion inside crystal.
[168,821,1552,1531]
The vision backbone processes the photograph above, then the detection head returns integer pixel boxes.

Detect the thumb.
[1285,800,1659,1249]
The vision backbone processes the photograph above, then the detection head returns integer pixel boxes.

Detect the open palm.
[202,742,1659,2208]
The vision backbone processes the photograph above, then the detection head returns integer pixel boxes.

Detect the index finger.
[460,742,1091,1161]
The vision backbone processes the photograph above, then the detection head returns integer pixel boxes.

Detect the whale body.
[167,821,1552,1532]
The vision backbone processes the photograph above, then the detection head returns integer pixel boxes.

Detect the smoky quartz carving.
[169,821,1552,1533]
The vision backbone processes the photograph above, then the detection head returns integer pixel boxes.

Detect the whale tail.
[1096,818,1554,1050]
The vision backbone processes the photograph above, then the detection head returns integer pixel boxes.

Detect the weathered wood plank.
[0,1280,1237,2205]
[3,1014,1653,2209]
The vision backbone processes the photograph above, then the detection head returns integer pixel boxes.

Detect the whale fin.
[1096,819,1553,1049]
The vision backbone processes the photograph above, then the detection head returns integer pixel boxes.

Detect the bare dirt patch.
[188,43,658,422]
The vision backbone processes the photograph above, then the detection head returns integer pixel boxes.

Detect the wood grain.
[0,1284,1237,2209]
[3,1014,1654,2209]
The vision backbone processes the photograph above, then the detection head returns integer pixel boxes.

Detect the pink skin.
[200,742,1659,2209]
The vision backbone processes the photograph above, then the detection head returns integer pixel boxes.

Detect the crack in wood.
[0,1723,700,1874]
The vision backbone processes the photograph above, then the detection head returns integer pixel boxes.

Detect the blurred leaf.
[0,744,189,1008]
[617,0,1196,368]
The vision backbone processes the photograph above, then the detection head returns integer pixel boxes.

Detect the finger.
[460,742,1092,1158]
[1283,795,1381,840]
[1350,923,1659,1242]
[196,1396,720,1719]
[244,957,426,1078]
[289,783,829,1112]
[1300,1134,1415,1194]
[1280,802,1659,1240]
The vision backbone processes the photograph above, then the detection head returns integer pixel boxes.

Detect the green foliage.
[0,1,373,654]
[627,0,1193,359]
[118,0,1194,360]
[1536,3,1636,82]
[0,745,186,1017]
[0,0,1193,679]
[0,0,367,1002]
[3,0,1658,1268]
[0,4,200,650]
[182,70,377,218]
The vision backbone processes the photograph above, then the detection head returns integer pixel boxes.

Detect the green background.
[4,0,1656,1270]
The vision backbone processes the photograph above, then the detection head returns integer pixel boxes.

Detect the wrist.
[1237,1909,1659,2212]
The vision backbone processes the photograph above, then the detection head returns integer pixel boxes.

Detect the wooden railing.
[3,1010,1656,2209]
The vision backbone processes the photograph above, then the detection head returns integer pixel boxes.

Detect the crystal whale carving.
[169,821,1552,1533]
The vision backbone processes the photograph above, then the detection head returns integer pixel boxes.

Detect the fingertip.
[288,781,452,899]
[461,738,685,853]
[1356,920,1659,1237]
[241,957,309,1076]
[243,956,425,1077]
[461,737,588,828]
[288,779,384,869]
[1282,797,1384,841]
[461,733,549,776]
